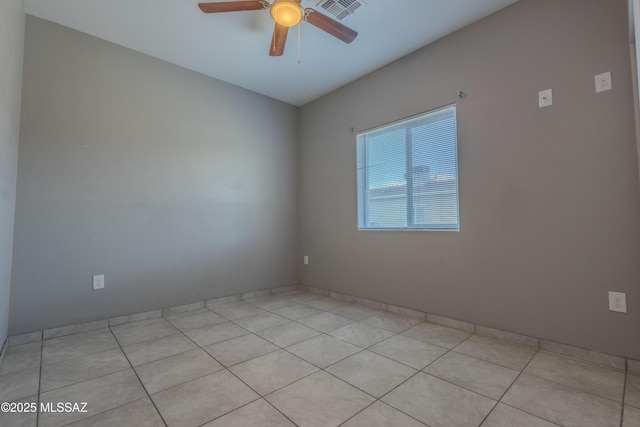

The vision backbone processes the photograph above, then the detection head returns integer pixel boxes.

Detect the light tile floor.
[0,290,638,427]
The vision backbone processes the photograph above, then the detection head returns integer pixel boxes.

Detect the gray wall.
[298,0,640,358]
[10,16,298,334]
[0,0,25,352]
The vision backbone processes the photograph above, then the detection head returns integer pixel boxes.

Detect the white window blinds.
[357,105,459,230]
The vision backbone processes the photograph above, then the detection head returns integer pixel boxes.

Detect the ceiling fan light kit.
[270,0,304,27]
[198,0,358,56]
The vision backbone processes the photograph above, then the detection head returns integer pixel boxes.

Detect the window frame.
[356,104,460,231]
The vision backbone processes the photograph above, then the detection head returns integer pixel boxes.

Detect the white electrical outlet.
[304,255,309,265]
[93,275,105,290]
[539,89,552,108]
[595,71,612,93]
[608,291,627,313]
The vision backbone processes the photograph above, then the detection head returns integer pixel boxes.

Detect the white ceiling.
[24,0,519,106]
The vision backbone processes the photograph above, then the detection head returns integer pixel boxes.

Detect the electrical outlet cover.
[595,72,612,93]
[608,291,627,313]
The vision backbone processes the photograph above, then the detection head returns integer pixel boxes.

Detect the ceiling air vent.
[315,0,364,21]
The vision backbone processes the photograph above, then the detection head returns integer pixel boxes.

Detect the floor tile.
[273,303,323,321]
[363,312,423,333]
[266,371,375,427]
[627,374,640,408]
[480,403,557,427]
[342,401,426,427]
[369,335,447,370]
[524,351,625,401]
[286,334,361,368]
[0,395,38,427]
[135,348,223,394]
[42,329,119,365]
[0,368,40,402]
[152,370,259,427]
[625,405,640,427]
[111,318,180,347]
[203,398,296,427]
[424,351,519,400]
[382,373,496,427]
[330,304,383,321]
[256,322,321,347]
[298,312,354,333]
[304,297,351,311]
[326,350,416,397]
[502,373,621,427]
[122,333,197,366]
[230,349,318,395]
[184,321,249,347]
[330,323,395,348]
[41,348,130,392]
[234,312,290,332]
[39,369,146,427]
[210,301,268,320]
[401,322,471,349]
[0,345,41,375]
[204,333,279,367]
[453,334,536,370]
[166,310,226,332]
[67,397,165,427]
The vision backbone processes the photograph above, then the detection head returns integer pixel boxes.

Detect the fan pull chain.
[297,22,301,64]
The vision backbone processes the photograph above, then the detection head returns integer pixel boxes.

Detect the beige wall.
[0,0,25,352]
[10,16,298,334]
[299,0,640,358]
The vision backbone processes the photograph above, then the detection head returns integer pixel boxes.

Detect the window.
[357,104,459,230]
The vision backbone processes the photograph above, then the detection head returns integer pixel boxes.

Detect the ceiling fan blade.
[198,1,269,13]
[303,8,357,43]
[269,22,289,56]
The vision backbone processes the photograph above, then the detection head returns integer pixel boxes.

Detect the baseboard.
[6,284,300,346]
[299,283,636,372]
[0,337,7,369]
[5,282,638,373]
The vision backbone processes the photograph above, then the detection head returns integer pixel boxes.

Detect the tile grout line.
[169,319,301,426]
[10,285,633,373]
[620,372,627,427]
[369,336,494,424]
[36,338,43,427]
[19,292,625,426]
[475,345,538,427]
[189,298,421,424]
[486,346,564,427]
[338,330,461,426]
[108,325,170,427]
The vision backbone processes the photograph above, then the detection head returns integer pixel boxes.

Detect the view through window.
[357,105,459,230]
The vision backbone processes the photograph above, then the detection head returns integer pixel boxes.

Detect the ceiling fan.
[198,0,358,56]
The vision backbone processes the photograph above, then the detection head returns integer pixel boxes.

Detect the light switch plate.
[93,275,105,290]
[539,89,552,108]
